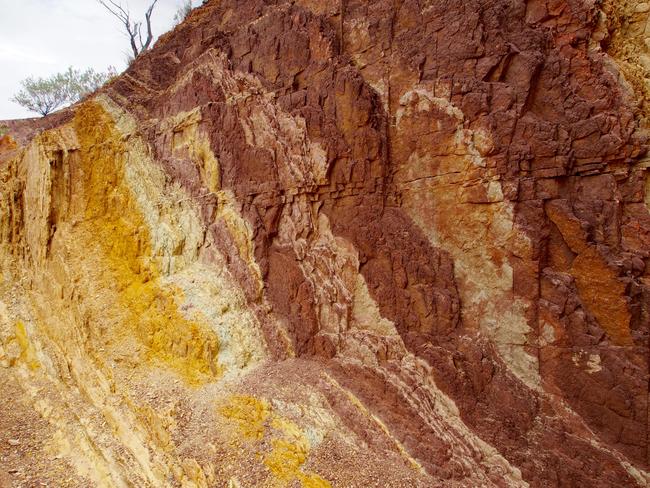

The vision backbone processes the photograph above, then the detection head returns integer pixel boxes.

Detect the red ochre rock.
[0,1,648,487]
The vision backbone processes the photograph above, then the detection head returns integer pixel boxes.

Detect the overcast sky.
[0,0,199,120]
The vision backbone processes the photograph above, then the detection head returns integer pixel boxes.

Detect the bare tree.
[97,1,159,60]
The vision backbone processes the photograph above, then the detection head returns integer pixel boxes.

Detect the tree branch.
[97,0,159,59]
[97,0,139,58]
[97,0,129,25]
[131,22,141,58]
[142,0,159,52]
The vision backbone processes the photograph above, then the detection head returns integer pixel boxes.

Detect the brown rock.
[0,0,647,486]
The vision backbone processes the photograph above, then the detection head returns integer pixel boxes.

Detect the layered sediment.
[0,1,648,486]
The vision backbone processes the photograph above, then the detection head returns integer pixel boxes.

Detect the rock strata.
[0,1,648,486]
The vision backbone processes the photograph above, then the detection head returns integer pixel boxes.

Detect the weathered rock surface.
[0,1,648,486]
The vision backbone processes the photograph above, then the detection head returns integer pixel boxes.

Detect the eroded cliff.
[0,1,648,487]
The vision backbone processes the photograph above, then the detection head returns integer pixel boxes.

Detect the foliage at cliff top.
[10,66,117,117]
[174,0,194,26]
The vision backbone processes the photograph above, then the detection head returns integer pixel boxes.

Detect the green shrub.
[10,66,117,117]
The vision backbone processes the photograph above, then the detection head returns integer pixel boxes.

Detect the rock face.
[0,1,648,486]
